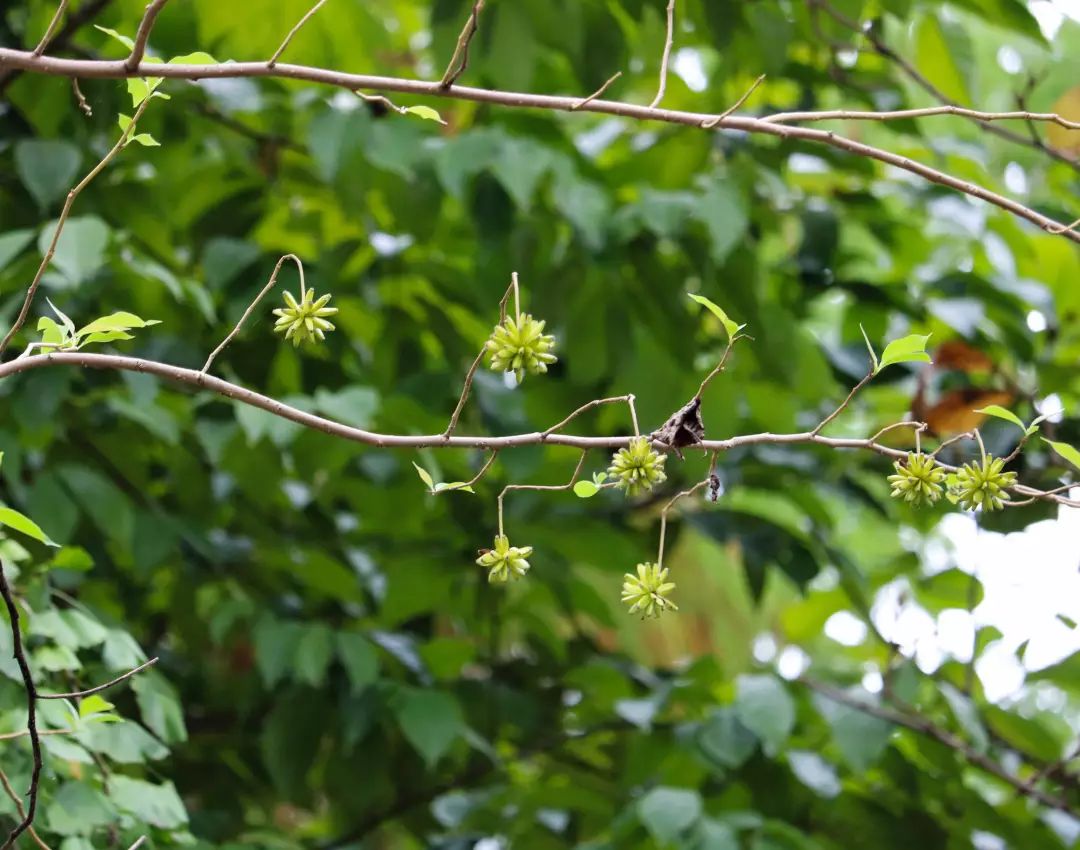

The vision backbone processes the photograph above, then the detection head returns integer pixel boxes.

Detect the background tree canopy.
[1,0,1080,848]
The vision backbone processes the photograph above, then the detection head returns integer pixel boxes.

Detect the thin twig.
[201,254,305,373]
[542,396,634,438]
[32,0,69,57]
[440,0,484,89]
[37,657,158,700]
[268,0,328,68]
[0,559,41,850]
[0,769,51,850]
[71,77,91,116]
[432,450,499,495]
[572,71,622,111]
[801,677,1076,813]
[931,431,975,459]
[0,95,153,359]
[498,451,589,536]
[695,335,743,397]
[124,0,169,71]
[443,277,517,438]
[701,74,766,129]
[657,479,711,567]
[812,371,873,436]
[1047,217,1080,235]
[761,104,1080,130]
[127,838,146,850]
[869,420,926,444]
[648,0,676,109]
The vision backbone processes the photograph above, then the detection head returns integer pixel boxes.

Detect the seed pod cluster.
[486,313,557,383]
[608,437,667,497]
[888,452,947,507]
[621,562,677,619]
[273,288,338,347]
[475,534,533,583]
[952,455,1017,512]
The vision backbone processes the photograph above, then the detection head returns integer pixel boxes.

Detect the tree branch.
[648,0,676,109]
[440,0,484,89]
[268,0,328,68]
[125,0,170,71]
[0,560,41,850]
[0,50,1076,241]
[37,657,158,700]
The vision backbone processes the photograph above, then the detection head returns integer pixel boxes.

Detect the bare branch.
[71,77,92,116]
[543,395,635,438]
[761,104,1080,130]
[440,0,484,89]
[701,74,766,129]
[432,450,499,495]
[0,95,153,358]
[801,677,1077,814]
[125,0,169,71]
[648,0,676,109]
[268,0,328,68]
[0,352,1076,508]
[0,559,41,850]
[1047,216,1080,235]
[657,479,711,567]
[32,1,69,57]
[0,51,1074,242]
[812,371,873,436]
[695,334,744,397]
[0,769,51,850]
[202,254,305,373]
[572,71,622,111]
[37,657,158,700]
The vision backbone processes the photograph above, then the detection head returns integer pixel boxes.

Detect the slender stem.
[0,96,152,358]
[974,428,987,463]
[701,74,766,129]
[125,0,170,71]
[71,77,91,116]
[572,71,622,111]
[812,371,873,436]
[511,272,521,322]
[37,657,158,700]
[268,0,328,67]
[1047,216,1080,235]
[869,420,925,444]
[761,104,1080,130]
[656,480,710,567]
[497,451,589,538]
[440,0,484,88]
[648,0,676,109]
[32,0,69,57]
[627,394,640,437]
[542,396,633,438]
[695,336,741,398]
[931,430,975,459]
[201,254,305,373]
[432,450,499,495]
[0,559,41,850]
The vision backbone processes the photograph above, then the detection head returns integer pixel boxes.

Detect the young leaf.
[38,316,69,346]
[975,405,1026,432]
[573,480,600,498]
[79,331,136,347]
[405,105,447,125]
[1043,438,1080,472]
[46,298,76,338]
[94,25,135,50]
[168,52,217,65]
[688,293,743,340]
[79,694,116,718]
[1026,413,1048,437]
[876,334,932,373]
[77,312,161,338]
[433,482,475,494]
[412,462,435,491]
[129,133,161,148]
[858,324,879,373]
[0,505,59,547]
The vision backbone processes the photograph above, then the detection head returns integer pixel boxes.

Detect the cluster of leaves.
[0,1,1079,848]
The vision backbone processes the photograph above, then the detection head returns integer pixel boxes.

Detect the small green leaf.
[37,317,69,346]
[168,52,217,65]
[77,311,161,338]
[0,506,59,547]
[129,133,161,148]
[404,105,447,125]
[94,25,135,50]
[876,333,932,373]
[79,331,136,347]
[433,482,475,494]
[592,471,608,485]
[1043,438,1080,472]
[412,462,435,491]
[688,293,742,340]
[975,405,1026,431]
[859,324,879,372]
[573,480,600,498]
[78,694,115,718]
[1027,413,1049,437]
[46,298,76,337]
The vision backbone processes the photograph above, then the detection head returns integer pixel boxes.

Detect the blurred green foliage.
[1,0,1080,847]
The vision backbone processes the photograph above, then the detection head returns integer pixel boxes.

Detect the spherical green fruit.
[952,455,1017,512]
[888,452,946,507]
[608,437,667,497]
[486,313,557,383]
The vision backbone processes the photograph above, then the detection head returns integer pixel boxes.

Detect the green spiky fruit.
[608,437,667,497]
[486,313,557,383]
[888,452,947,507]
[951,455,1017,512]
[272,287,338,347]
[476,534,533,583]
[621,562,677,619]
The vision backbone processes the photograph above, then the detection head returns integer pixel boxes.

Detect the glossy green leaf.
[1043,438,1080,471]
[0,505,59,546]
[688,293,743,340]
[405,105,447,124]
[876,334,932,373]
[637,787,703,843]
